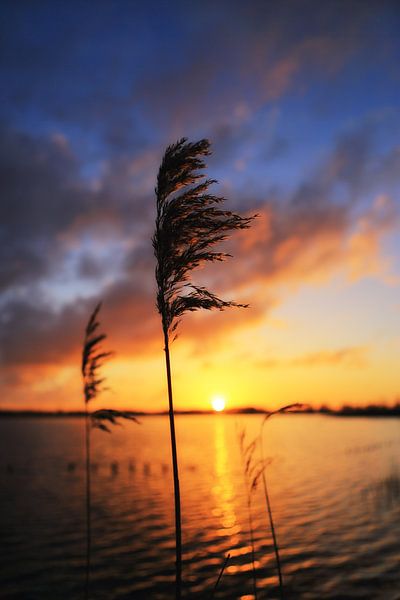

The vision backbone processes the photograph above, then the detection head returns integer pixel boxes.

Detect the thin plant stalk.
[210,553,230,598]
[84,407,92,600]
[260,420,283,600]
[238,429,263,600]
[247,495,257,600]
[82,303,111,599]
[258,403,304,600]
[153,138,255,599]
[163,327,182,596]
[81,303,139,599]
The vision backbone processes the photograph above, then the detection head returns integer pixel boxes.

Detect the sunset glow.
[2,4,400,599]
[1,2,399,414]
[211,396,226,412]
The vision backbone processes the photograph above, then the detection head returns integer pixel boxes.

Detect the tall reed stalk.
[81,303,137,599]
[238,427,265,600]
[81,303,112,599]
[153,138,255,599]
[259,403,304,600]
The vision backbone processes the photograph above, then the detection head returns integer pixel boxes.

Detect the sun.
[211,395,226,412]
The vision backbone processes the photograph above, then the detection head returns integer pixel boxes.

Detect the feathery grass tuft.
[153,137,255,338]
[82,302,113,405]
[81,302,137,599]
[153,138,255,600]
[91,409,140,433]
[82,302,139,430]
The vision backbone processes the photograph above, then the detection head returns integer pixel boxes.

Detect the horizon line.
[0,404,400,418]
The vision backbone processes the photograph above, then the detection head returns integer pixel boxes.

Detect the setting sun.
[211,396,226,412]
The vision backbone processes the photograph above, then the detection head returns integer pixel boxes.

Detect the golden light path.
[211,395,226,412]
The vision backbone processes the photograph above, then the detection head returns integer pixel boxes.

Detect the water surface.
[1,414,399,599]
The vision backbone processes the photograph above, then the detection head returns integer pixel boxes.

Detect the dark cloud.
[77,254,105,280]
[0,124,159,293]
[0,279,158,368]
[209,117,290,170]
[0,126,89,288]
[2,0,397,152]
[134,0,398,139]
[0,298,87,366]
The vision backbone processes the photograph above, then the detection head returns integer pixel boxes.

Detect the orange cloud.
[259,346,368,369]
[231,192,398,293]
[347,195,398,281]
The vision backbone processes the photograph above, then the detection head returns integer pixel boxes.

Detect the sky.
[1,0,400,412]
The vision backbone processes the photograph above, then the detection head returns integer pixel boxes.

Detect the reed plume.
[153,138,255,599]
[81,302,137,598]
[91,409,139,432]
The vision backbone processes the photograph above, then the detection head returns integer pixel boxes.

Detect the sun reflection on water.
[212,419,241,545]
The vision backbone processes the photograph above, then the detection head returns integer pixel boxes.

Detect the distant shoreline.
[0,405,399,418]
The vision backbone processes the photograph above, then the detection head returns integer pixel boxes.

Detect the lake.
[1,414,399,599]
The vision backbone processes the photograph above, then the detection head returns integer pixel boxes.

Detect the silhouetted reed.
[153,138,255,599]
[210,553,231,598]
[236,406,302,599]
[259,403,304,600]
[91,408,138,432]
[238,427,265,600]
[82,303,111,599]
[81,302,138,598]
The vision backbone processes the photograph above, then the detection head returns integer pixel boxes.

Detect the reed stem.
[163,327,182,600]
[238,428,259,599]
[84,407,91,600]
[211,553,230,598]
[260,421,284,600]
[247,496,257,600]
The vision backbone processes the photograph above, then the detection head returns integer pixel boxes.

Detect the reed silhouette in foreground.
[81,303,137,598]
[237,405,303,599]
[153,138,255,599]
[238,427,265,600]
[259,403,305,600]
[210,553,231,598]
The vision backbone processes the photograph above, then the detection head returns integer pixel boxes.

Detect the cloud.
[260,346,368,369]
[347,195,397,281]
[0,123,159,292]
[0,126,87,289]
[2,0,394,152]
[0,274,160,369]
[132,0,400,149]
[223,126,400,293]
[1,121,399,374]
[0,299,90,366]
